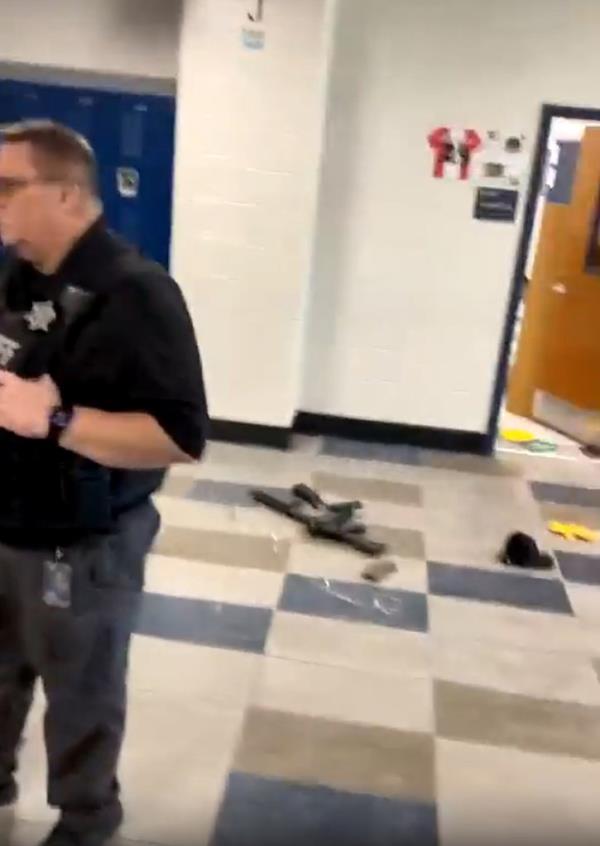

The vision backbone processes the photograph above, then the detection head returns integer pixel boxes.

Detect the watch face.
[52,408,73,429]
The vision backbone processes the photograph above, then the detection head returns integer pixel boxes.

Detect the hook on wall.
[248,0,264,23]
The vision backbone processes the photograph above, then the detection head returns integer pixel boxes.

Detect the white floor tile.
[251,656,434,733]
[146,554,284,607]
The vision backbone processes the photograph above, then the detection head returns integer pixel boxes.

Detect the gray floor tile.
[430,595,589,655]
[312,471,422,506]
[267,612,431,678]
[278,574,428,633]
[423,474,544,570]
[435,680,600,760]
[555,551,600,586]
[211,772,438,846]
[251,655,434,732]
[421,451,518,477]
[531,482,600,508]
[135,592,272,653]
[189,480,289,507]
[234,707,436,802]
[512,452,600,486]
[539,501,600,530]
[370,525,425,559]
[290,434,323,455]
[433,637,600,705]
[154,526,290,572]
[428,561,573,615]
[322,437,422,466]
[565,583,600,627]
[437,738,600,846]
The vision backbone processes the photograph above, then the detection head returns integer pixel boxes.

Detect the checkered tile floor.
[5,436,600,845]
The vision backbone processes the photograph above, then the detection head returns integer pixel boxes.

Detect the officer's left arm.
[59,271,209,470]
[0,272,209,469]
[0,371,199,468]
[59,408,198,469]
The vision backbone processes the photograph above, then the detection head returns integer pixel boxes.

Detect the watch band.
[48,405,75,443]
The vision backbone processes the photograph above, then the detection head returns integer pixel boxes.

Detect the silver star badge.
[24,301,57,333]
[0,334,20,367]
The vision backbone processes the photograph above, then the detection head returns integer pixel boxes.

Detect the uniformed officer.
[0,121,208,846]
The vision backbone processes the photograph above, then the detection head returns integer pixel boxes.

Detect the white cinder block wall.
[302,0,600,434]
[0,0,180,80]
[172,0,332,427]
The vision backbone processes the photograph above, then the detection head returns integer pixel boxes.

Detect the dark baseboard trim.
[294,412,489,455]
[209,419,291,450]
[209,413,490,455]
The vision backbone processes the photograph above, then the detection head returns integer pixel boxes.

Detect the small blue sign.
[547,141,580,205]
[242,28,265,50]
[474,187,519,223]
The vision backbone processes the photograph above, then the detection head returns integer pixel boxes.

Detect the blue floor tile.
[278,574,428,633]
[189,480,289,508]
[530,482,600,508]
[555,551,600,586]
[135,592,272,653]
[211,772,439,846]
[428,562,573,615]
[322,437,422,466]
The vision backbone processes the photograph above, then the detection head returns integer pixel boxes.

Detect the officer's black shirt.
[0,219,209,548]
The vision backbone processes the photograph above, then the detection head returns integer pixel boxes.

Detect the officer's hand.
[0,372,60,438]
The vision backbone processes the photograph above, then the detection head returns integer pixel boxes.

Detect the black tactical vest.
[0,256,114,538]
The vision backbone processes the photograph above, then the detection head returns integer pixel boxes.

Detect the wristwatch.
[48,405,75,443]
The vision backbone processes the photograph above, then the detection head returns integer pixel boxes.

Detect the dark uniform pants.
[0,502,160,834]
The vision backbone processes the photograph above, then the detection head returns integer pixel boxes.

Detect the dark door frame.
[484,103,600,453]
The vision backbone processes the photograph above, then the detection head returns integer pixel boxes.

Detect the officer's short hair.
[1,119,99,197]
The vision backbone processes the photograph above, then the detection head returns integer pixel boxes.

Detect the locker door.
[47,85,102,149]
[100,92,175,269]
[0,79,21,125]
[133,94,176,269]
[0,80,106,158]
[1,80,50,122]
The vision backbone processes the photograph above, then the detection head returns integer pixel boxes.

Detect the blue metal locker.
[0,79,176,269]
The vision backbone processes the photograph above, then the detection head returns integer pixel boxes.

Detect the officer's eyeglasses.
[0,176,60,200]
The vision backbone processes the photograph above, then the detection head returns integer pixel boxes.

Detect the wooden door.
[507,127,600,443]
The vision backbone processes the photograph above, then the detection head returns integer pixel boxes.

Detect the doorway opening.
[489,104,600,462]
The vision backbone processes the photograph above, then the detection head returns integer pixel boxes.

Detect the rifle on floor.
[251,483,387,557]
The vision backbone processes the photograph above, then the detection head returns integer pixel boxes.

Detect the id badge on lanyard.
[42,547,72,609]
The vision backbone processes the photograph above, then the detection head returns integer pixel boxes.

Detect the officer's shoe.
[0,780,17,808]
[39,807,123,846]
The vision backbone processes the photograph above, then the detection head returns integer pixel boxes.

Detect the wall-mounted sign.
[242,27,265,49]
[474,187,519,223]
[116,167,139,199]
[479,131,527,188]
[427,127,482,180]
[243,0,265,46]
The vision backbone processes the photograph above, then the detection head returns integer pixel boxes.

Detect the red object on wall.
[428,128,482,180]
